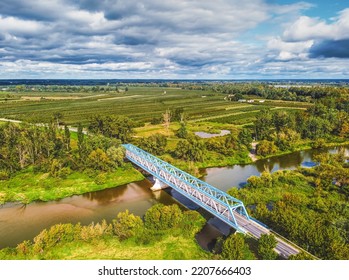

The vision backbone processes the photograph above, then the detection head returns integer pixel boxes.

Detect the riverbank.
[0,231,211,260]
[0,163,144,205]
[254,139,349,162]
[160,139,349,175]
[0,204,211,260]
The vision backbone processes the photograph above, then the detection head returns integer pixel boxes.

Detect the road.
[0,117,87,134]
[233,211,299,258]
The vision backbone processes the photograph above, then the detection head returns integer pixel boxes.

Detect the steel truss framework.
[123,144,250,233]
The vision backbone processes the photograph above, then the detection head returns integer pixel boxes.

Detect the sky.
[0,0,349,79]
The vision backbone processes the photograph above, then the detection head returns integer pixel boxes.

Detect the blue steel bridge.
[123,144,299,258]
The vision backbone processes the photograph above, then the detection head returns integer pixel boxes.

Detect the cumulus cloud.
[283,8,349,41]
[267,37,313,60]
[0,0,347,78]
[267,7,349,65]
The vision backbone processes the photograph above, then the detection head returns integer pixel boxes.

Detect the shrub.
[0,170,9,180]
[181,211,205,237]
[80,220,112,241]
[311,138,326,149]
[16,240,32,255]
[112,210,143,241]
[256,140,277,156]
[33,223,77,254]
[258,234,278,260]
[144,204,183,231]
[221,233,247,260]
[94,173,107,185]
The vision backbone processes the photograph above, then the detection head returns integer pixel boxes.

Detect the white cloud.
[0,0,347,78]
[267,37,313,60]
[0,16,48,36]
[283,8,349,41]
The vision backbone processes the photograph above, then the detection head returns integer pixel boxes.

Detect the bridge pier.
[151,177,169,191]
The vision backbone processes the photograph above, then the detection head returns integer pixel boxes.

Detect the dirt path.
[249,141,258,162]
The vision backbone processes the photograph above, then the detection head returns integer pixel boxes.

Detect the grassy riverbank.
[0,234,211,260]
[0,163,144,205]
[254,139,349,162]
[0,204,212,260]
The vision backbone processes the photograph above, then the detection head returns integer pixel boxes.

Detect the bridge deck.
[123,144,299,258]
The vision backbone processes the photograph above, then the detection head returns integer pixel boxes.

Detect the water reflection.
[0,179,177,249]
[203,147,348,192]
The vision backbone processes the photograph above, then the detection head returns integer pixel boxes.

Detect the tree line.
[0,119,125,180]
[254,101,349,156]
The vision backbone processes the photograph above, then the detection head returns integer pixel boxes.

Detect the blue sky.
[0,0,348,79]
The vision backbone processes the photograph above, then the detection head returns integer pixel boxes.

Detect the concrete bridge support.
[151,177,169,191]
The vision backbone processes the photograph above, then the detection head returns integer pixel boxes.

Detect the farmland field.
[0,86,311,127]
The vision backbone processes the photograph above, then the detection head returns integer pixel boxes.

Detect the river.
[0,146,347,249]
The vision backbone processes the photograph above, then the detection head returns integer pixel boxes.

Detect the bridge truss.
[123,144,250,233]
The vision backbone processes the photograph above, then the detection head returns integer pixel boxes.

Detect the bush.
[258,234,278,260]
[181,211,205,237]
[221,233,247,260]
[0,170,9,180]
[112,210,143,241]
[311,138,326,149]
[256,140,277,156]
[33,223,78,254]
[144,204,183,231]
[16,240,32,255]
[80,220,112,241]
[94,173,107,185]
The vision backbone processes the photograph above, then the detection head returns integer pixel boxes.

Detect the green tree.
[140,134,167,155]
[288,251,314,260]
[254,109,273,140]
[172,108,184,122]
[106,146,124,167]
[256,140,277,156]
[144,204,183,231]
[77,123,85,158]
[238,128,252,149]
[88,115,134,142]
[276,128,300,151]
[176,122,188,139]
[258,234,278,260]
[52,112,63,127]
[175,139,206,162]
[221,233,250,260]
[272,111,295,133]
[112,210,143,241]
[63,125,71,152]
[87,148,111,171]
